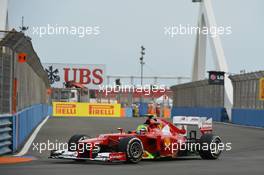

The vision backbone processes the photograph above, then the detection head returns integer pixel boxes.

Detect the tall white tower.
[0,0,8,54]
[192,0,233,120]
[0,0,8,44]
[0,0,8,31]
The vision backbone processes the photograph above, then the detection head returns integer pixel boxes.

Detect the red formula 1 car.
[50,115,222,163]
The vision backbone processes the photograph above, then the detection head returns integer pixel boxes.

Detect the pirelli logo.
[88,104,115,115]
[55,104,77,115]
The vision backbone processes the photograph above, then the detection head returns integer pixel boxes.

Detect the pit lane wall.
[0,31,51,155]
[230,71,264,127]
[170,80,227,122]
[171,71,264,127]
[171,107,226,122]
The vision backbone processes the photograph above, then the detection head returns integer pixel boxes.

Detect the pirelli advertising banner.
[53,102,121,117]
[259,78,264,101]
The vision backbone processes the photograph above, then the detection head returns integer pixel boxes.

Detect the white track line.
[15,116,50,157]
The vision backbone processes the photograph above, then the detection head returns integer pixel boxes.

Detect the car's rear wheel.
[118,137,143,163]
[199,133,222,160]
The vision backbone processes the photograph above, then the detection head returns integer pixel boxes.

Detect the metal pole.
[140,46,145,104]
[141,60,143,86]
[140,59,143,104]
[10,48,14,113]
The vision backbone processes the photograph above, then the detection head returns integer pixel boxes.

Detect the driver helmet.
[136,124,148,134]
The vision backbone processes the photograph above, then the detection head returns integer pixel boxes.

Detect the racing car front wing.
[49,150,127,162]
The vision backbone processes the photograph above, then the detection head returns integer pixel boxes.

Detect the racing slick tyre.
[68,134,89,151]
[199,133,222,160]
[118,137,144,163]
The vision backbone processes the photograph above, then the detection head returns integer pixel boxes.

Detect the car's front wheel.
[118,137,143,163]
[68,134,89,151]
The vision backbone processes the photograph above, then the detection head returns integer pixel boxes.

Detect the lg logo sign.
[210,74,224,81]
[208,71,225,85]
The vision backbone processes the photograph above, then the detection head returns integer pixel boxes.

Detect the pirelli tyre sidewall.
[119,137,144,163]
[199,133,222,160]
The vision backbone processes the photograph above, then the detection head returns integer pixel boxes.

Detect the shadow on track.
[47,156,202,166]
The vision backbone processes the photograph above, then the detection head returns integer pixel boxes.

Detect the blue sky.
[7,0,264,85]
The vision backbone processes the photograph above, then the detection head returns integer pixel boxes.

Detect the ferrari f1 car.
[50,115,222,163]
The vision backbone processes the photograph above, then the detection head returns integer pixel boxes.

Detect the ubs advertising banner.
[52,102,121,117]
[43,63,106,89]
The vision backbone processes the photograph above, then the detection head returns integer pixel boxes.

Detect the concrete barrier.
[0,104,50,155]
[232,109,264,127]
[171,107,228,122]
[15,104,49,150]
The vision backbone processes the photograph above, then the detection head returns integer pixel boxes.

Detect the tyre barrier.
[0,115,14,155]
[0,104,51,156]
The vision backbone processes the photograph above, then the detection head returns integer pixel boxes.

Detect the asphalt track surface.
[0,117,264,175]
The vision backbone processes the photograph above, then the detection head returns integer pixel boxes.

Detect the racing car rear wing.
[173,116,213,135]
